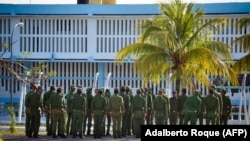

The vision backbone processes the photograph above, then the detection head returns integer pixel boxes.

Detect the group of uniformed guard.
[24,84,232,139]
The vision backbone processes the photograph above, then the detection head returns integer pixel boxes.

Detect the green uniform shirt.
[50,93,65,109]
[183,95,202,113]
[214,91,223,114]
[29,92,42,110]
[153,95,167,116]
[131,94,147,113]
[43,90,56,109]
[162,95,170,115]
[146,94,153,111]
[25,91,34,108]
[91,94,107,114]
[86,92,93,109]
[177,94,188,113]
[119,92,130,113]
[170,97,178,112]
[204,94,219,114]
[221,95,232,116]
[65,91,75,109]
[108,94,124,112]
[72,94,86,112]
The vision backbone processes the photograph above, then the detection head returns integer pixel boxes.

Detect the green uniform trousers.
[66,110,73,134]
[52,109,65,136]
[169,111,179,125]
[83,109,92,134]
[72,110,84,136]
[205,112,216,125]
[93,110,104,137]
[25,110,31,136]
[133,111,144,137]
[184,111,197,125]
[155,112,165,125]
[146,110,153,125]
[111,112,122,137]
[29,109,40,136]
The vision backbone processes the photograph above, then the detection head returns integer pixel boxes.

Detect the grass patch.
[0,129,24,135]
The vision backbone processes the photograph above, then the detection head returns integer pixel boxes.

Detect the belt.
[135,108,144,111]
[171,111,177,112]
[186,110,196,112]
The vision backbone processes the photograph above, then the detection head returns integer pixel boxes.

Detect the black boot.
[87,130,91,135]
[52,134,57,138]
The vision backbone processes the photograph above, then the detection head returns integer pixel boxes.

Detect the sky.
[0,0,249,4]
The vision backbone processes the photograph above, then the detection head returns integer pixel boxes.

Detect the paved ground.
[2,134,140,141]
[0,125,140,141]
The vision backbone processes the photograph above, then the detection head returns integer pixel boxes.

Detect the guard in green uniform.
[99,88,108,136]
[108,87,124,138]
[183,90,202,125]
[177,88,188,125]
[91,89,107,139]
[204,88,219,125]
[28,86,43,138]
[145,87,153,125]
[25,85,35,137]
[120,86,130,137]
[83,87,93,136]
[126,86,134,135]
[169,90,179,125]
[153,90,167,125]
[147,87,156,125]
[211,85,223,125]
[72,87,86,138]
[43,85,56,136]
[140,88,147,125]
[65,85,75,135]
[104,89,111,136]
[220,89,232,125]
[131,89,147,138]
[50,87,67,138]
[197,93,205,125]
[81,87,87,136]
[162,89,170,125]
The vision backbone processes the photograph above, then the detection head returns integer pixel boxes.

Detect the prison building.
[0,3,249,122]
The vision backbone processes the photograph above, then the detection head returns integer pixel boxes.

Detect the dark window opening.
[77,0,89,4]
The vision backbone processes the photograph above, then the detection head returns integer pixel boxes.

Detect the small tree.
[0,42,56,133]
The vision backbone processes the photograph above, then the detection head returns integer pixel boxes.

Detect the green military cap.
[57,86,63,91]
[30,84,36,89]
[172,90,177,93]
[158,90,163,94]
[125,86,130,91]
[194,89,200,95]
[114,87,119,94]
[37,86,43,90]
[87,87,92,92]
[97,89,103,94]
[77,86,82,94]
[221,89,226,94]
[140,87,145,92]
[136,89,141,94]
[209,88,214,94]
[211,85,216,89]
[160,88,166,94]
[70,85,75,89]
[120,86,126,91]
[50,85,55,90]
[181,88,187,93]
[77,86,82,90]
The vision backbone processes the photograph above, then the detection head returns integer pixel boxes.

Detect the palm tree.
[232,17,250,72]
[115,0,239,92]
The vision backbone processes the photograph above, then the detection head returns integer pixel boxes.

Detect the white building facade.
[0,3,249,123]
